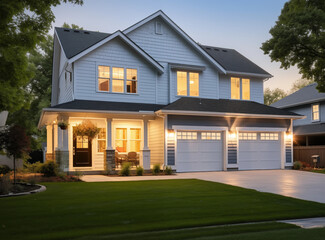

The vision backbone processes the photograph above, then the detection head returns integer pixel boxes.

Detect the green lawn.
[1,179,325,240]
[310,169,325,174]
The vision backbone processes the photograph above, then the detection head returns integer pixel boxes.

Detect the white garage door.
[238,132,282,170]
[176,131,223,172]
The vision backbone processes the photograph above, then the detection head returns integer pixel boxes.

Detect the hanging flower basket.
[58,121,68,130]
[73,120,100,141]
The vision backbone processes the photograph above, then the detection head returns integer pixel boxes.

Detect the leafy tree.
[261,0,325,92]
[0,125,30,183]
[264,87,287,105]
[62,23,83,30]
[289,78,314,94]
[0,0,83,112]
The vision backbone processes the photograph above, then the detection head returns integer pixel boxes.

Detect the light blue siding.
[74,38,159,104]
[127,17,220,103]
[288,102,324,126]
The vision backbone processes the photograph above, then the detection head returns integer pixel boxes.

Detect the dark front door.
[73,131,92,167]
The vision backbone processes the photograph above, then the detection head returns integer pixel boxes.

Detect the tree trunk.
[13,155,16,184]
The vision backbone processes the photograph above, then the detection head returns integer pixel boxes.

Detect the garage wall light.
[228,131,237,139]
[168,130,175,138]
[285,132,293,140]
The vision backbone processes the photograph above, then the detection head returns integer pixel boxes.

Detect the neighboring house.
[38,10,302,173]
[272,83,325,167]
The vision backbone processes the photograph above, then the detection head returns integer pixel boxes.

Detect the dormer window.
[177,71,199,97]
[231,77,250,100]
[312,104,320,121]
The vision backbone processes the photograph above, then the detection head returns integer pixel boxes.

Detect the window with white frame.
[177,71,199,97]
[201,132,221,140]
[239,132,257,140]
[231,77,250,100]
[260,133,279,140]
[312,104,320,121]
[115,128,141,153]
[97,128,106,153]
[98,66,137,94]
[177,131,197,140]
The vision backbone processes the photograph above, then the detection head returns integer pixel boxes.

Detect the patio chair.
[127,152,139,166]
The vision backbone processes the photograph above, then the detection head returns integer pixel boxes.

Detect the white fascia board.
[157,109,305,120]
[42,108,156,115]
[123,10,226,74]
[66,31,164,74]
[226,71,273,79]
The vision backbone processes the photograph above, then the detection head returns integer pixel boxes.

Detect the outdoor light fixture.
[285,131,293,140]
[168,130,175,138]
[228,131,237,139]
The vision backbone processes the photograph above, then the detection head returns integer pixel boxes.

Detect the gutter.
[156,109,305,120]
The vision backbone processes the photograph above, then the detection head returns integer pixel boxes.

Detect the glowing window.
[77,136,88,148]
[177,71,187,96]
[130,128,141,152]
[115,128,127,152]
[242,78,250,100]
[126,69,137,93]
[112,67,124,93]
[98,66,110,91]
[239,132,257,140]
[189,73,199,96]
[231,77,240,99]
[312,104,319,121]
[97,128,106,153]
[260,133,279,141]
[201,132,221,140]
[177,131,197,140]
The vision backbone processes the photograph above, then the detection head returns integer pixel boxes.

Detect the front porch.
[41,111,165,173]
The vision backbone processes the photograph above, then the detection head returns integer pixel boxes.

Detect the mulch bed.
[10,183,41,193]
[11,173,81,182]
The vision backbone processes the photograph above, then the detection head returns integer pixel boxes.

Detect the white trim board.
[236,127,287,132]
[172,125,228,131]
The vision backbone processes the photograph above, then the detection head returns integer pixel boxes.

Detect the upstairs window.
[231,77,250,100]
[177,71,199,97]
[97,66,137,94]
[98,66,110,91]
[312,104,320,121]
[231,77,240,99]
[112,67,124,93]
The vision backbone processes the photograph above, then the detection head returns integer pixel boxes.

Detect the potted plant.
[73,120,100,141]
[58,121,68,130]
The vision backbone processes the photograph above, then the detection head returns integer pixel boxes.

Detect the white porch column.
[57,124,63,150]
[46,125,53,154]
[55,115,69,172]
[141,118,151,170]
[105,118,115,171]
[106,118,113,150]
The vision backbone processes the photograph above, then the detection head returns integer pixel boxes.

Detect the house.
[38,10,303,173]
[272,83,325,167]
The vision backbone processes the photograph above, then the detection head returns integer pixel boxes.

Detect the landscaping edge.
[0,184,46,198]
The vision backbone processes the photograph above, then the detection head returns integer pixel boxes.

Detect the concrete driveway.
[179,170,325,203]
[82,170,325,203]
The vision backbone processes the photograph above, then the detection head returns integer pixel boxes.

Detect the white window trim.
[155,21,163,35]
[176,71,200,97]
[96,64,139,95]
[172,125,228,131]
[97,128,106,154]
[311,103,320,122]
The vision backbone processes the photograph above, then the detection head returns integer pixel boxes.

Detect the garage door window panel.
[239,132,257,140]
[260,133,279,140]
[201,132,221,140]
[177,131,197,140]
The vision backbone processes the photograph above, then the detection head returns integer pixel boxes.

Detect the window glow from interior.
[312,104,319,121]
[242,78,250,100]
[177,71,187,96]
[231,77,240,99]
[189,72,199,96]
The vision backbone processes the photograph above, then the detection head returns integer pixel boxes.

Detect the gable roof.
[271,83,325,108]
[55,27,110,59]
[55,28,164,74]
[159,98,302,119]
[200,45,272,78]
[123,10,226,74]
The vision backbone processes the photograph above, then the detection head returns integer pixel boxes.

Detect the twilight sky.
[51,0,301,91]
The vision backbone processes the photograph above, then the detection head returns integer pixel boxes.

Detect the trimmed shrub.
[0,165,11,175]
[24,161,43,173]
[293,161,302,170]
[165,166,173,175]
[120,162,131,176]
[136,166,144,176]
[152,164,160,175]
[40,161,58,177]
[0,174,11,195]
